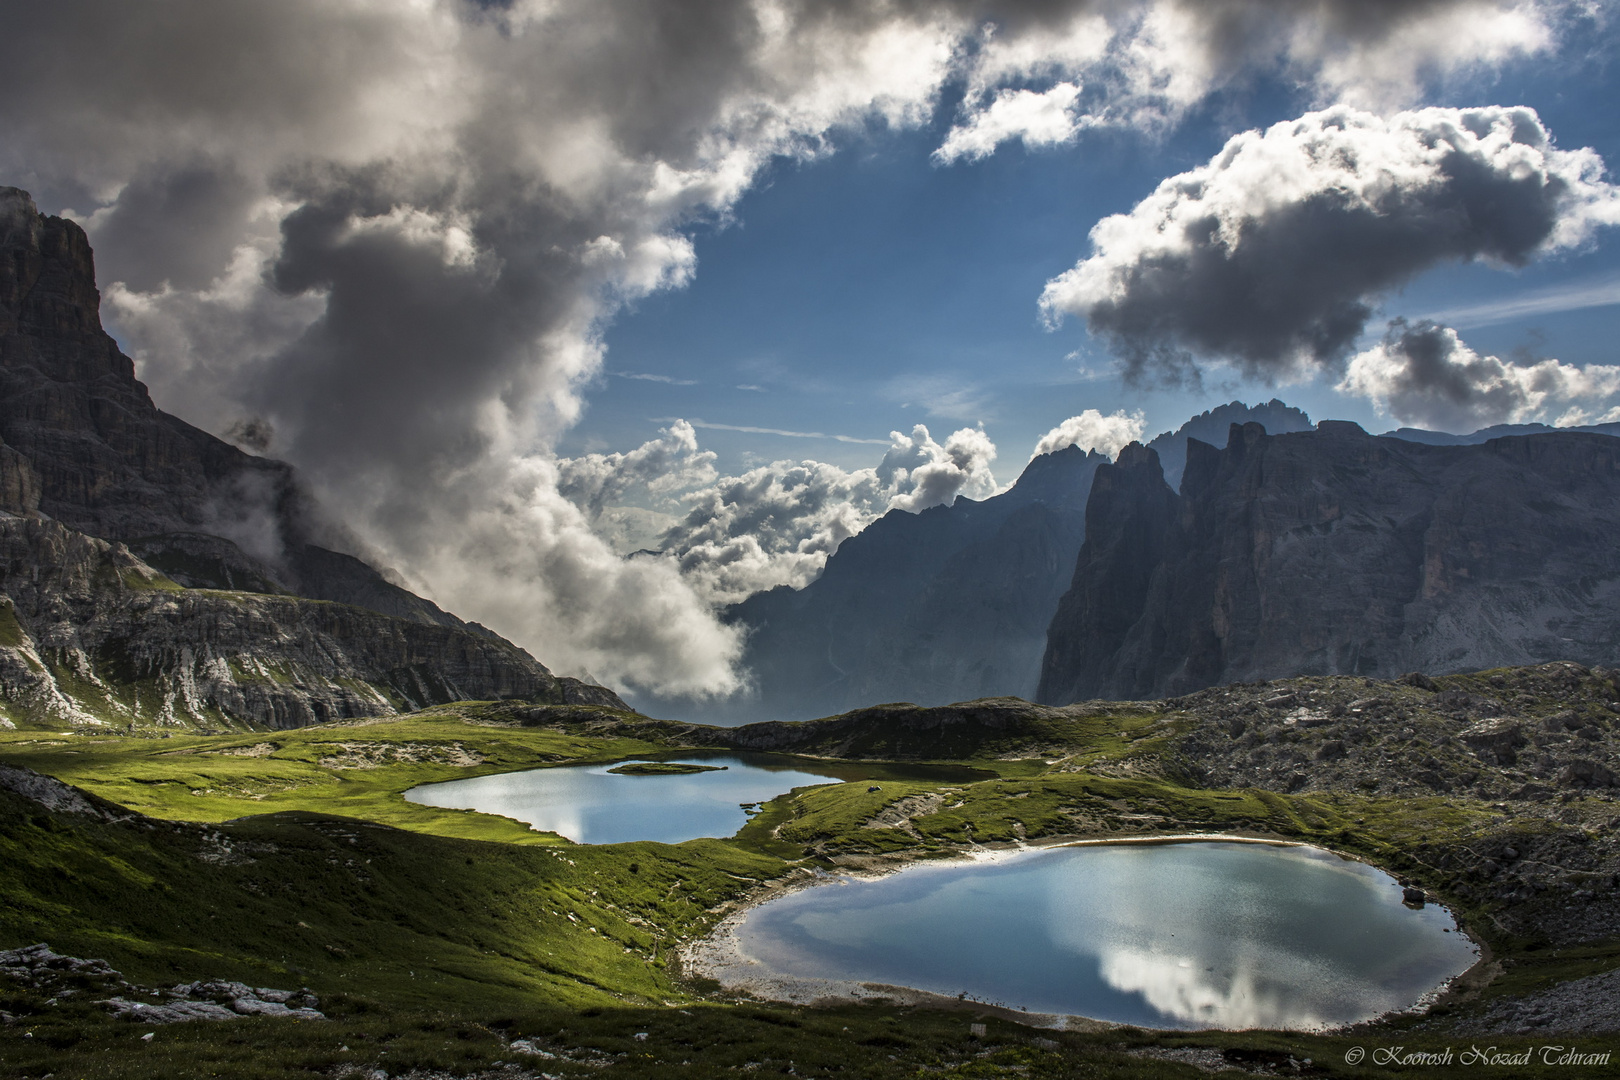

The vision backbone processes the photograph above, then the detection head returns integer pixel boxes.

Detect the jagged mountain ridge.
[1039,421,1620,703]
[1145,398,1314,487]
[680,402,1313,723]
[710,444,1106,722]
[1384,420,1620,445]
[0,186,621,728]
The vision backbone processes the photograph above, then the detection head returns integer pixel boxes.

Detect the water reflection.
[728,842,1476,1030]
[404,752,988,845]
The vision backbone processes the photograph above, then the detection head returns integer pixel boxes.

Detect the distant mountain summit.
[1039,421,1620,703]
[671,401,1315,723]
[1145,398,1314,487]
[1384,421,1620,445]
[0,186,621,729]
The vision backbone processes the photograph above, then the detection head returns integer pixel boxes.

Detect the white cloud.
[940,1,1563,157]
[1040,104,1620,385]
[616,371,698,385]
[556,420,717,517]
[1032,409,1146,459]
[881,424,1001,512]
[659,423,1000,605]
[933,82,1083,164]
[1419,270,1620,328]
[1339,320,1620,431]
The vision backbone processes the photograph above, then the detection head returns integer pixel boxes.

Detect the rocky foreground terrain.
[0,516,622,729]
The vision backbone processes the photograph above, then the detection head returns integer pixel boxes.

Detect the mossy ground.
[3,681,1619,1077]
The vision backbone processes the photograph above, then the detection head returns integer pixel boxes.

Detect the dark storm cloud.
[86,164,258,292]
[1041,105,1620,386]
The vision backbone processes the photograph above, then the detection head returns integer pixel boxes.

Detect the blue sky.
[577,30,1620,488]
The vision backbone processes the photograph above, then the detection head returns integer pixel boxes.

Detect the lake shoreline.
[679,830,1485,1033]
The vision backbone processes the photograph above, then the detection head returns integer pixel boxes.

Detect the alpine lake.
[407,754,1477,1030]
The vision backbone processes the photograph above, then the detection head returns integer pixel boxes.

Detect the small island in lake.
[607,761,728,776]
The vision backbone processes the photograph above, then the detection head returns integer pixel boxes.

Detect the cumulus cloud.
[1339,319,1620,431]
[0,0,1579,695]
[557,421,717,518]
[1040,105,1620,386]
[940,0,1563,156]
[1,0,972,695]
[661,424,1000,604]
[1031,408,1145,458]
[882,424,1000,512]
[934,82,1084,163]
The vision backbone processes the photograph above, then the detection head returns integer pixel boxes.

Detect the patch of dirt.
[863,792,948,838]
[317,741,485,769]
[216,742,279,757]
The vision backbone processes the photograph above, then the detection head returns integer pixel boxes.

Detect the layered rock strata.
[0,516,622,729]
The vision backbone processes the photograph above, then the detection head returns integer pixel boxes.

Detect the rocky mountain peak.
[1039,421,1620,703]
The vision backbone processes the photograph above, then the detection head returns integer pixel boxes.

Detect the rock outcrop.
[0,185,622,727]
[1039,421,1620,703]
[0,187,490,634]
[0,516,619,729]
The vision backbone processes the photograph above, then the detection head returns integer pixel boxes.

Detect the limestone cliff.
[0,186,489,634]
[1038,421,1620,703]
[0,186,624,728]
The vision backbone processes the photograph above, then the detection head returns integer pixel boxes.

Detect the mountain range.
[1039,421,1620,703]
[5,180,1619,731]
[669,400,1314,722]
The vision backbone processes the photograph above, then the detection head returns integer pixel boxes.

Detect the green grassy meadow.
[2,696,1618,1078]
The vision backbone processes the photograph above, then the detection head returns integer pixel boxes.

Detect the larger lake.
[404,753,988,845]
[713,841,1476,1031]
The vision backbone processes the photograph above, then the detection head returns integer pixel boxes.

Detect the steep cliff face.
[0,187,488,636]
[666,402,1320,724]
[703,445,1107,722]
[0,186,620,727]
[1144,398,1313,489]
[1038,422,1620,703]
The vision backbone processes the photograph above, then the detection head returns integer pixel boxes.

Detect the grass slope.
[3,674,1619,1077]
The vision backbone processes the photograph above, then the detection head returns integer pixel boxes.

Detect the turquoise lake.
[403,753,987,845]
[726,841,1477,1031]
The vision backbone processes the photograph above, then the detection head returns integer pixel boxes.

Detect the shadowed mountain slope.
[0,186,621,728]
[1039,421,1620,703]
[672,403,1317,724]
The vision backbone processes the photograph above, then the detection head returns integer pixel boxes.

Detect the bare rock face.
[0,517,597,729]
[702,446,1106,722]
[0,186,625,726]
[0,187,485,631]
[1038,421,1620,703]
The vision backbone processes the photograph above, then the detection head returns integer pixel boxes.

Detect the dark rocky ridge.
[1039,421,1620,704]
[0,186,622,727]
[0,517,619,729]
[1144,397,1313,488]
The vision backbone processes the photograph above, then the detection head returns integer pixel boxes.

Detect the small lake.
[718,841,1476,1031]
[404,753,988,845]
